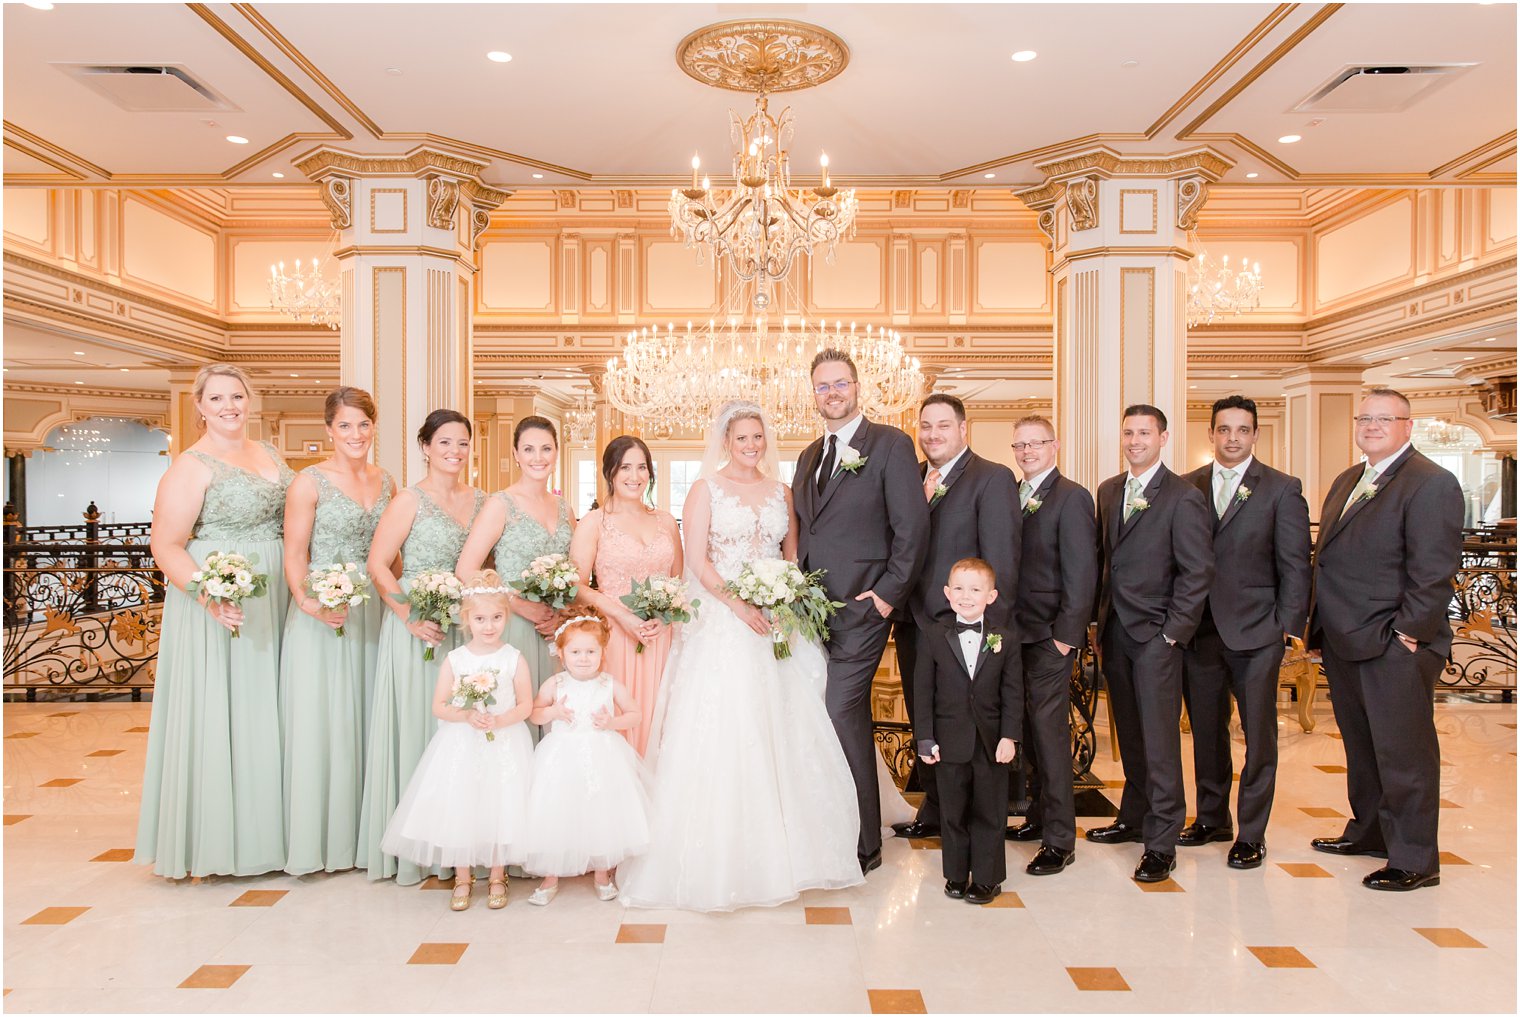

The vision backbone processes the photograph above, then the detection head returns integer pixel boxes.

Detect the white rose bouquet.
[392,568,463,661]
[510,552,580,611]
[619,575,700,654]
[186,550,268,638]
[449,666,500,741]
[303,562,370,637]
[725,558,844,660]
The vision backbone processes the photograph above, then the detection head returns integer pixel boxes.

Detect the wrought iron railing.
[1444,536,1515,693]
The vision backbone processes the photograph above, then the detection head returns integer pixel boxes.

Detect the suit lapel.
[1117,467,1166,544]
[1322,446,1415,548]
[1189,468,1215,525]
[814,417,872,518]
[970,631,993,682]
[1105,479,1123,550]
[1216,459,1262,532]
[944,626,972,679]
[929,451,975,513]
[795,437,822,522]
[1315,467,1362,551]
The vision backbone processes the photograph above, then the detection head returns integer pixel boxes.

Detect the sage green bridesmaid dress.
[134,442,294,879]
[356,485,484,884]
[492,492,573,740]
[281,467,394,875]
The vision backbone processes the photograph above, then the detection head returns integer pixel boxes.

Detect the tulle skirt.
[522,729,651,876]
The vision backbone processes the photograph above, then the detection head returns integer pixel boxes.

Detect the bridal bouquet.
[620,575,699,654]
[187,550,268,638]
[303,561,370,637]
[393,568,463,661]
[449,667,500,741]
[726,558,844,660]
[510,552,580,611]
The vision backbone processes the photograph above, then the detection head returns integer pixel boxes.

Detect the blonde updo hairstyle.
[552,605,611,652]
[460,569,512,626]
[191,364,254,430]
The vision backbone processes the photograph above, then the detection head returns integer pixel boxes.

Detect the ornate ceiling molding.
[1031,146,1235,184]
[675,19,850,93]
[294,146,491,183]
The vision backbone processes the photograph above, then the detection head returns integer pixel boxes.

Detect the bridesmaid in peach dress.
[569,435,682,757]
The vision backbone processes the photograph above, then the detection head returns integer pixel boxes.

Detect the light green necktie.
[1019,480,1033,509]
[1122,476,1143,522]
[1215,467,1237,517]
[1342,463,1378,516]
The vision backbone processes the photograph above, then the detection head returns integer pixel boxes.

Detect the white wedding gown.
[619,478,876,912]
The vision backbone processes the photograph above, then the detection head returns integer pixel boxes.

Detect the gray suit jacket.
[1308,446,1464,660]
[906,450,1020,631]
[1183,459,1311,651]
[1015,468,1098,648]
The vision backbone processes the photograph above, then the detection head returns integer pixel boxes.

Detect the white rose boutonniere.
[1130,496,1150,513]
[1358,483,1378,503]
[1235,485,1252,504]
[930,483,948,505]
[837,443,867,474]
[984,633,1003,654]
[1023,496,1043,516]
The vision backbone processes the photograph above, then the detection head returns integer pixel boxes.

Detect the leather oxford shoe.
[859,849,883,875]
[1227,841,1265,869]
[1133,850,1176,883]
[1311,836,1388,858]
[892,820,939,839]
[1006,821,1043,842]
[1085,821,1144,844]
[943,879,968,900]
[1363,867,1440,891]
[1177,822,1234,846]
[1026,845,1075,876]
[964,882,1001,905]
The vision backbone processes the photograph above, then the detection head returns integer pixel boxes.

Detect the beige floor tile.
[178,965,249,989]
[1414,928,1486,949]
[1248,946,1315,968]
[868,988,926,1013]
[408,943,468,965]
[1067,967,1130,991]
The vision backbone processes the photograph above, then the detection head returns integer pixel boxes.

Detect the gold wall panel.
[373,266,406,484]
[369,188,408,234]
[120,196,217,308]
[1313,195,1415,308]
[1119,189,1159,235]
[478,240,555,311]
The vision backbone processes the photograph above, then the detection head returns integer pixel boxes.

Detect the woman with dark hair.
[357,408,485,884]
[456,415,577,735]
[568,435,682,756]
[280,387,394,875]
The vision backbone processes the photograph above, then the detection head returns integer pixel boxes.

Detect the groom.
[794,349,929,873]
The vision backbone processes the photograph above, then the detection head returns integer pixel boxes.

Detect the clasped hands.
[920,738,1018,766]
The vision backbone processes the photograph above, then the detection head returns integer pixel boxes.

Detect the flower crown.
[461,585,512,598]
[552,614,603,640]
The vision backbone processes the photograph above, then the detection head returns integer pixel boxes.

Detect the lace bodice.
[704,478,790,583]
[493,492,572,579]
[401,486,484,579]
[546,671,616,735]
[593,509,676,598]
[303,466,393,567]
[187,442,294,541]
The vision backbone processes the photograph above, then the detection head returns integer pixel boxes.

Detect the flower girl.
[381,571,534,911]
[523,608,651,904]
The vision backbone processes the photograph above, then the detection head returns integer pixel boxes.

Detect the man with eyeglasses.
[793,348,929,876]
[1003,415,1096,877]
[890,393,1020,842]
[1177,395,1311,872]
[1088,404,1214,883]
[1307,387,1464,891]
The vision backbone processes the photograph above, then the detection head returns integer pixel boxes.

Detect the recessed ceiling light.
[983,172,996,179]
[1189,384,1197,389]
[272,172,285,179]
[1400,355,1411,360]
[486,51,513,63]
[75,380,84,385]
[1229,374,1240,379]
[1485,336,1497,341]
[1277,134,1302,144]
[386,67,403,76]
[120,367,129,372]
[1464,356,1476,360]
[1011,50,1037,62]
[1120,59,1140,69]
[73,350,85,355]
[226,135,249,145]
[531,172,544,179]
[290,373,300,378]
[1245,172,1259,179]
[24,1,54,10]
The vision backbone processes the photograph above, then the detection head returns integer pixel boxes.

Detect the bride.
[619,401,876,911]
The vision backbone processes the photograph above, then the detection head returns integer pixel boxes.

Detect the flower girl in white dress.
[381,572,534,911]
[522,609,651,905]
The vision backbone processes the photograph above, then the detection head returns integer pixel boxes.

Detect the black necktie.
[955,620,982,635]
[816,433,838,497]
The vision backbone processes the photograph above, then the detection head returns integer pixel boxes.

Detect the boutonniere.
[1234,485,1252,504]
[1130,496,1150,513]
[1358,483,1378,503]
[1023,496,1043,516]
[837,443,867,474]
[983,633,1003,654]
[929,483,948,505]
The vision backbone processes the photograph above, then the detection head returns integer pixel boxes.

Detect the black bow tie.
[955,620,983,635]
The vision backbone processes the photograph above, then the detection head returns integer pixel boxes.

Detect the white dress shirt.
[815,412,865,485]
[1124,459,1164,508]
[1212,455,1253,512]
[1366,440,1413,475]
[928,445,969,483]
[1022,465,1056,500]
[954,613,984,676]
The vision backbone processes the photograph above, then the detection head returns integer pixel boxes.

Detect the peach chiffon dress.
[593,509,677,757]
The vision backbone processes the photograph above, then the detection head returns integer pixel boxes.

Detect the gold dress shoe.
[488,877,509,909]
[450,877,474,911]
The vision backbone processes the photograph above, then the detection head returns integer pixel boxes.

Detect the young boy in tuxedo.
[914,557,1023,904]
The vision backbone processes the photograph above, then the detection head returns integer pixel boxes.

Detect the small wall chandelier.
[565,387,597,450]
[268,248,340,330]
[1185,232,1263,327]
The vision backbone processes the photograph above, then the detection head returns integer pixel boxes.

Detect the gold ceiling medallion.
[675,20,849,93]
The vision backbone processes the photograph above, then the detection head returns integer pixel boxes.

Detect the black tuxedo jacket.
[1182,459,1312,651]
[912,620,1023,764]
[906,450,1020,631]
[1095,463,1215,646]
[1308,446,1465,660]
[793,417,930,655]
[1015,468,1097,647]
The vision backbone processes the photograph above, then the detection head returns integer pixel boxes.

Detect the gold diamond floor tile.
[1415,928,1486,949]
[21,907,90,926]
[408,943,468,965]
[418,876,453,890]
[4,814,33,826]
[6,732,39,739]
[805,906,852,925]
[1067,967,1130,991]
[125,727,150,733]
[1299,807,1346,818]
[230,890,288,907]
[38,778,82,788]
[1277,863,1333,878]
[179,965,250,989]
[868,989,927,1013]
[1136,878,1184,893]
[86,749,124,757]
[1314,764,1347,773]
[1248,946,1315,968]
[615,923,665,944]
[1438,851,1471,865]
[90,848,134,862]
[1439,799,1462,808]
[984,891,1024,908]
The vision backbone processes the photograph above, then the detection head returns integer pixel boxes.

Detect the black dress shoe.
[1310,836,1388,858]
[892,820,940,839]
[859,849,883,875]
[964,882,1001,905]
[943,879,968,899]
[1177,822,1234,846]
[1026,845,1075,876]
[1363,866,1440,891]
[1133,850,1176,883]
[1227,841,1265,869]
[1005,822,1043,842]
[1085,821,1144,844]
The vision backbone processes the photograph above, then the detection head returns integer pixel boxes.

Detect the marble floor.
[3,699,1515,1014]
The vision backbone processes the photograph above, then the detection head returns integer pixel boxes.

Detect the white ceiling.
[4,3,1514,187]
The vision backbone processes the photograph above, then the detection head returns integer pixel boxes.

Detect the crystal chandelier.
[268,248,340,330]
[1185,232,1263,327]
[565,388,597,450]
[1416,418,1476,450]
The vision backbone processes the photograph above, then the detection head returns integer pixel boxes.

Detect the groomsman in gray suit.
[1004,415,1097,877]
[1179,396,1311,870]
[794,349,930,873]
[1087,404,1215,883]
[892,393,1020,840]
[1308,387,1464,891]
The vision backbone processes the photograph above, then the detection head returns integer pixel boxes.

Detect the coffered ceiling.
[4,2,1515,189]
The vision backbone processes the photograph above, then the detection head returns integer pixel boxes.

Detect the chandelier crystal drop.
[1185,231,1264,328]
[268,254,340,330]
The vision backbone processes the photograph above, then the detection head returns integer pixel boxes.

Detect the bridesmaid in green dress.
[456,414,576,737]
[135,364,293,879]
[357,408,485,884]
[280,387,394,875]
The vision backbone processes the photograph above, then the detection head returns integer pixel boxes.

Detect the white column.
[1281,364,1366,515]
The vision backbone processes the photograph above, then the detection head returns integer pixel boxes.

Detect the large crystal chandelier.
[268,247,340,329]
[565,387,597,450]
[1185,231,1264,327]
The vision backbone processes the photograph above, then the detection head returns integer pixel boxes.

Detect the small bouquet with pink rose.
[449,666,500,741]
[187,550,269,638]
[509,552,581,611]
[619,575,699,654]
[303,561,370,637]
[391,568,463,661]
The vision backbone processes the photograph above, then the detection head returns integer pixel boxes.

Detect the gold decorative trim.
[3,381,174,401]
[320,178,353,230]
[675,19,850,93]
[426,177,461,230]
[294,146,490,183]
[369,187,409,234]
[1052,245,1197,273]
[1144,4,1300,138]
[373,266,407,483]
[469,208,492,251]
[1176,178,1209,231]
[333,243,476,270]
[1118,188,1159,235]
[1431,130,1517,178]
[1034,146,1234,183]
[2,122,110,178]
[1067,178,1099,232]
[2,138,86,181]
